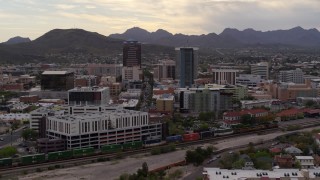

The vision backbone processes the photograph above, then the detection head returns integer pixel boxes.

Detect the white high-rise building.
[251,62,269,80]
[279,68,304,84]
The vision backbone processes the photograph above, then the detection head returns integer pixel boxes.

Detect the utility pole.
[10,129,13,146]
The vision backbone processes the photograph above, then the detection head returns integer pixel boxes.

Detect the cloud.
[54,4,76,10]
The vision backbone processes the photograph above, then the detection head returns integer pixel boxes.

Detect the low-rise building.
[156,94,174,112]
[295,156,314,169]
[202,167,320,180]
[274,154,294,168]
[223,109,269,121]
[46,109,162,149]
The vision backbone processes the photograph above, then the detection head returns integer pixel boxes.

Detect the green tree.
[0,146,17,158]
[305,100,316,108]
[232,159,245,169]
[21,129,38,141]
[241,114,254,125]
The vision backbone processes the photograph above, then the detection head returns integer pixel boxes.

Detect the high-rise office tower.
[175,47,199,88]
[123,40,141,67]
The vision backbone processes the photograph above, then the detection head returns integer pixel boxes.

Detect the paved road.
[0,127,25,148]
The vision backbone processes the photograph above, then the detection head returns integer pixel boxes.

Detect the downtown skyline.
[0,0,320,42]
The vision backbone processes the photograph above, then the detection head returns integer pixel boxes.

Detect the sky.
[0,0,320,42]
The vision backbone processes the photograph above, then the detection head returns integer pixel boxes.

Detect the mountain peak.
[3,36,31,44]
[290,26,304,31]
[125,27,150,34]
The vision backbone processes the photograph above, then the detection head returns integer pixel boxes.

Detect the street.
[0,127,24,148]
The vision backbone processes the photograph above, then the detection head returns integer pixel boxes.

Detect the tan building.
[108,83,121,96]
[156,94,174,112]
[19,74,36,84]
[265,82,317,101]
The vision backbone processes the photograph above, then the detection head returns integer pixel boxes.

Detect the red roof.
[153,87,175,95]
[276,108,303,117]
[270,148,282,153]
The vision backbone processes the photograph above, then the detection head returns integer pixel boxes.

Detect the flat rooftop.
[42,71,71,75]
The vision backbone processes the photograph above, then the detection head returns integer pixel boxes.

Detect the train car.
[122,141,143,150]
[213,128,233,136]
[144,139,162,145]
[183,133,200,142]
[47,150,73,161]
[101,144,122,153]
[72,147,95,157]
[0,158,12,167]
[166,135,183,143]
[20,154,45,165]
[199,131,214,139]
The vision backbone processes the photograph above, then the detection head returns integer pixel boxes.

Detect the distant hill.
[1,26,320,64]
[3,36,31,45]
[0,29,174,64]
[110,26,320,48]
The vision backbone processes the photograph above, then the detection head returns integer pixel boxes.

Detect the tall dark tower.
[123,39,141,67]
[175,47,199,88]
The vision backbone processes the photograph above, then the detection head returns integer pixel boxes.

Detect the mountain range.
[110,26,320,48]
[0,26,320,64]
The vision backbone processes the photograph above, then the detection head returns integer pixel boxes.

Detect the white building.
[68,86,110,106]
[0,113,31,121]
[203,168,315,180]
[236,74,265,87]
[279,68,304,84]
[251,62,269,80]
[212,69,239,85]
[295,156,314,169]
[46,109,162,149]
[30,106,64,132]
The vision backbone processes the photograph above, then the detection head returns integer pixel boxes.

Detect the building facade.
[236,74,265,87]
[279,68,304,84]
[46,109,162,149]
[123,40,141,67]
[212,69,238,85]
[251,62,269,80]
[153,60,176,82]
[156,94,174,112]
[68,86,110,106]
[41,71,74,91]
[175,47,199,88]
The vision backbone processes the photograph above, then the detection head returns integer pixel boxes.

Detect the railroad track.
[0,128,278,176]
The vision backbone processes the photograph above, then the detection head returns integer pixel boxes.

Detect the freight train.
[0,123,278,168]
[165,123,278,143]
[0,141,143,168]
[165,128,233,143]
